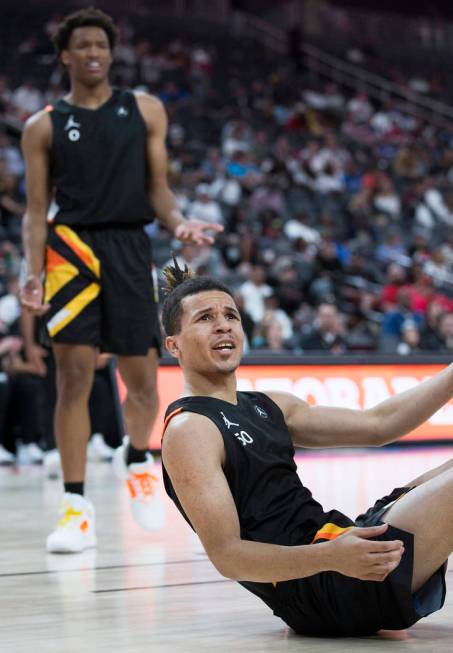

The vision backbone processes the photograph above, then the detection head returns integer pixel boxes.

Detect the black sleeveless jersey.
[48,89,153,227]
[162,391,354,611]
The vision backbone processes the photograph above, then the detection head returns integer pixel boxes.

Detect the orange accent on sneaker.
[80,520,88,533]
[126,472,158,500]
[127,479,137,499]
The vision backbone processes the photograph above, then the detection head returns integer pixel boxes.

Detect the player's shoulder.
[132,89,163,106]
[22,108,53,145]
[133,90,166,122]
[165,409,220,442]
[164,408,223,453]
[264,390,303,407]
[24,107,53,130]
[264,390,309,421]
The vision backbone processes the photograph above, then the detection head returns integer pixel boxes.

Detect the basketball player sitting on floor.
[160,260,453,637]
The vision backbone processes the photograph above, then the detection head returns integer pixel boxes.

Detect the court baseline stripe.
[0,557,209,578]
[93,579,232,593]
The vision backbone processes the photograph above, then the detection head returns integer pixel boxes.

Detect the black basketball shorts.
[43,224,161,356]
[275,487,447,637]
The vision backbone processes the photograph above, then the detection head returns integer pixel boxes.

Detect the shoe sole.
[46,537,97,554]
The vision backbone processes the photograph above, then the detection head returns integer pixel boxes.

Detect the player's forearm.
[371,363,453,444]
[22,211,48,277]
[211,537,330,583]
[151,186,187,233]
[20,311,36,351]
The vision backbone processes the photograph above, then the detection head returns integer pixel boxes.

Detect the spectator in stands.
[222,121,252,159]
[375,232,409,267]
[407,269,452,316]
[346,91,373,124]
[420,301,445,350]
[270,262,304,320]
[11,80,43,119]
[238,265,273,325]
[262,293,293,341]
[309,238,343,304]
[345,309,377,352]
[373,175,401,220]
[249,180,286,218]
[423,248,453,292]
[396,320,422,356]
[380,288,424,350]
[414,179,453,231]
[393,143,425,180]
[432,311,453,353]
[253,313,287,352]
[0,274,21,336]
[187,184,223,225]
[298,302,347,353]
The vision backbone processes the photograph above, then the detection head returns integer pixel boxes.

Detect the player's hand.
[174,220,223,245]
[20,276,50,316]
[0,336,23,357]
[26,344,48,377]
[328,523,404,582]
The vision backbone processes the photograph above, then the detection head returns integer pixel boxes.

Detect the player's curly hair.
[52,7,117,54]
[161,255,234,336]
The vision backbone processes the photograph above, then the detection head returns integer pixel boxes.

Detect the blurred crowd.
[1,10,453,461]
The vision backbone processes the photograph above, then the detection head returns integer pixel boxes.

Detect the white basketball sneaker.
[43,449,61,479]
[87,433,115,462]
[0,444,15,465]
[112,436,165,531]
[17,442,44,465]
[46,493,97,553]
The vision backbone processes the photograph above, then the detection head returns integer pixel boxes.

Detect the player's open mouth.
[213,341,235,351]
[87,62,101,71]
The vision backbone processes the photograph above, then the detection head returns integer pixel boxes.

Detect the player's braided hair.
[52,7,117,54]
[162,254,194,292]
[161,255,234,336]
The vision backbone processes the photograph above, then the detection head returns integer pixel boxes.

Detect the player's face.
[166,291,244,375]
[61,27,113,86]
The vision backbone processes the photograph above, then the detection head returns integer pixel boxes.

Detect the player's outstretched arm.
[135,92,222,245]
[162,412,404,583]
[268,364,453,449]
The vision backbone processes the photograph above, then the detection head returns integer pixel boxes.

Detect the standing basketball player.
[20,8,222,553]
[161,263,453,636]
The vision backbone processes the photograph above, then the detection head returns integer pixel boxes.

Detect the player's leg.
[116,347,159,450]
[112,348,164,531]
[42,226,103,551]
[53,343,96,481]
[383,466,453,591]
[46,343,97,553]
[99,226,163,529]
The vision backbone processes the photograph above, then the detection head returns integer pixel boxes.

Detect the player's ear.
[60,50,69,66]
[165,335,179,358]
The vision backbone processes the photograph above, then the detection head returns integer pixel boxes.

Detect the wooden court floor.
[1,446,453,653]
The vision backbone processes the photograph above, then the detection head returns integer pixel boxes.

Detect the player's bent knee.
[126,385,159,408]
[57,364,93,400]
